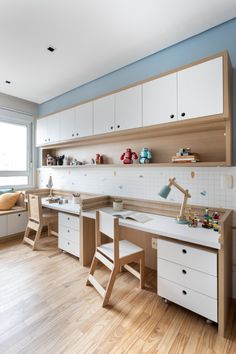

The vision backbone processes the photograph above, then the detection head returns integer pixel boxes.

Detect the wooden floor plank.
[0,239,236,354]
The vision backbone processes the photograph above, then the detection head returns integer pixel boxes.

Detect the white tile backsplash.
[37,165,236,297]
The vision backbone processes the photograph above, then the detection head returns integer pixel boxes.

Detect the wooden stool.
[23,194,57,250]
[86,211,145,307]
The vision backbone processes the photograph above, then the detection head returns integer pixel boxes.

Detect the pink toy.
[120,148,138,164]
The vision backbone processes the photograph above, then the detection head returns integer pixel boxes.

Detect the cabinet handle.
[182,249,187,254]
[182,290,187,295]
[72,134,74,137]
[76,133,79,136]
[182,269,187,274]
[44,139,47,142]
[48,138,50,141]
[68,217,70,220]
[110,126,113,130]
[117,125,120,129]
[181,112,186,117]
[18,214,21,217]
[170,114,174,119]
[67,229,70,233]
[67,242,70,245]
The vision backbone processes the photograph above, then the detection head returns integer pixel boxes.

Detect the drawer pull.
[182,249,187,254]
[18,214,21,217]
[67,242,70,245]
[182,290,187,295]
[182,269,187,274]
[67,217,70,220]
[67,229,70,233]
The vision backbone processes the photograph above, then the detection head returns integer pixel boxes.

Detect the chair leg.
[140,252,145,289]
[48,223,51,237]
[32,225,43,251]
[102,268,118,307]
[86,255,99,286]
[23,225,30,243]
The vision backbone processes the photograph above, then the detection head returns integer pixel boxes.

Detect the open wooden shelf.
[39,161,228,169]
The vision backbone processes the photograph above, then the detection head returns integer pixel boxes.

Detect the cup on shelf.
[113,200,123,211]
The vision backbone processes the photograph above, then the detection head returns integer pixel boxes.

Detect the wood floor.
[1,239,236,354]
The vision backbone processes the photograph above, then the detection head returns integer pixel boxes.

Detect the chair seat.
[98,240,143,260]
[42,213,57,220]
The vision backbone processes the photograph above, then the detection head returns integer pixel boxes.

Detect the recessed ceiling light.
[47,46,56,52]
[5,80,11,84]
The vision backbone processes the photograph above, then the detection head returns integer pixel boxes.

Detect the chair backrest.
[28,194,42,223]
[96,211,120,261]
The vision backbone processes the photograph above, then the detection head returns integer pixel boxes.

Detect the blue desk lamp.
[158,177,191,224]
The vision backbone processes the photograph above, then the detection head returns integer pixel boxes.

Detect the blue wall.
[39,18,236,161]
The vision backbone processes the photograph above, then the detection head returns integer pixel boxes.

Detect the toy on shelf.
[95,154,103,164]
[139,148,152,164]
[56,155,65,166]
[172,148,200,163]
[46,154,56,166]
[120,148,138,164]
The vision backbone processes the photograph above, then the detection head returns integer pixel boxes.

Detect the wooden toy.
[120,148,138,164]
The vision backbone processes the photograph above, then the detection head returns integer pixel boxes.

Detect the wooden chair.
[86,211,145,307]
[23,194,57,250]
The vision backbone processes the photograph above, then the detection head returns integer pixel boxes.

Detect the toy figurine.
[120,148,138,164]
[139,148,152,164]
[46,154,56,166]
[56,155,65,166]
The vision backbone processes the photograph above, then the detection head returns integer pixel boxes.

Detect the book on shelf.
[112,210,152,223]
[172,153,200,163]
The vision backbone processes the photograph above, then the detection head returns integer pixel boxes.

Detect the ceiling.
[0,0,235,104]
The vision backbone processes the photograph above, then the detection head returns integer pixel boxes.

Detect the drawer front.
[158,258,217,299]
[158,239,217,276]
[58,237,80,257]
[59,224,80,244]
[0,215,7,237]
[158,277,217,322]
[59,212,80,231]
[7,212,28,235]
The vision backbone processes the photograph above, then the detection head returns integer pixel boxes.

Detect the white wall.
[38,164,236,297]
[0,92,38,116]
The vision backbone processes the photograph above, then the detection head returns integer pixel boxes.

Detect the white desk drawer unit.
[58,212,80,257]
[157,239,218,323]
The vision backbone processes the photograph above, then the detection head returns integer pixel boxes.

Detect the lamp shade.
[158,185,171,199]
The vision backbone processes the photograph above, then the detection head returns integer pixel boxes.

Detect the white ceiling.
[0,0,235,104]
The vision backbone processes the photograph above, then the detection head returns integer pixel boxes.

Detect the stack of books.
[172,153,200,163]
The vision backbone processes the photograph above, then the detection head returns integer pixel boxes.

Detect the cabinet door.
[59,108,76,141]
[143,73,177,126]
[93,95,115,135]
[47,113,60,144]
[0,215,7,237]
[178,57,223,120]
[7,212,28,235]
[75,102,93,138]
[115,85,142,131]
[36,117,48,145]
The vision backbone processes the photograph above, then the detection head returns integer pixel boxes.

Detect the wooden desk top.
[82,207,221,250]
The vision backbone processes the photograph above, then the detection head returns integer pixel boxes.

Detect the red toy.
[120,148,138,164]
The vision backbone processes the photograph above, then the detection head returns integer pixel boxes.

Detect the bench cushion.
[0,192,21,211]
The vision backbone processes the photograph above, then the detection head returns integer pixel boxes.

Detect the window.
[0,109,34,189]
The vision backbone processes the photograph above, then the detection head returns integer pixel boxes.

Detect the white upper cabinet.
[93,94,115,135]
[47,113,60,143]
[143,73,178,127]
[36,117,48,145]
[177,57,223,120]
[36,114,60,145]
[75,102,93,138]
[115,85,142,131]
[59,107,76,141]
